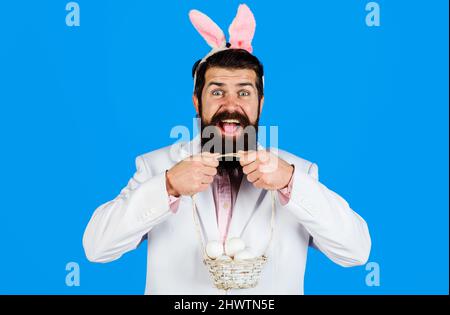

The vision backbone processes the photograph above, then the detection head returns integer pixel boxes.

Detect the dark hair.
[192,48,264,109]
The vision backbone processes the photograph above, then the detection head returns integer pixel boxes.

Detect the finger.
[238,150,257,166]
[201,175,214,184]
[253,178,266,189]
[189,154,218,167]
[200,152,221,160]
[190,152,219,162]
[246,170,262,183]
[199,152,220,165]
[258,150,272,163]
[198,183,210,192]
[201,157,219,167]
[242,160,259,175]
[201,166,218,176]
[187,155,201,164]
[259,160,278,173]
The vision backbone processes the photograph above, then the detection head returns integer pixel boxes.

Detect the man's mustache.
[208,110,251,127]
[200,109,259,161]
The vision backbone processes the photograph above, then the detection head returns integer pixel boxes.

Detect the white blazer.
[83,135,371,295]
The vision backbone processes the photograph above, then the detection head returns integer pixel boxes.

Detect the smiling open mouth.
[216,118,243,136]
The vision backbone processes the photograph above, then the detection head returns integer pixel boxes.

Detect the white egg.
[225,238,246,257]
[205,241,224,259]
[233,249,255,261]
[216,255,232,261]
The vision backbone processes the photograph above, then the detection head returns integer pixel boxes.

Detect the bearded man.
[83,4,371,295]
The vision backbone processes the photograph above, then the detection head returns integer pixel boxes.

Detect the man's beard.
[200,108,259,175]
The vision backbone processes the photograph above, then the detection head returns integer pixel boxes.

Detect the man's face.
[194,67,264,156]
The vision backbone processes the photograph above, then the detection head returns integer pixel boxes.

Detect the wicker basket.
[202,255,268,290]
[192,161,276,291]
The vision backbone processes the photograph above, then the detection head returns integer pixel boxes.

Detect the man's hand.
[166,152,219,197]
[238,150,294,190]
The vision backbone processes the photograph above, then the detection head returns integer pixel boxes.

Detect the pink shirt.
[168,168,294,244]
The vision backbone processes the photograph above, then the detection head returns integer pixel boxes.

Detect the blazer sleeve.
[82,156,173,263]
[281,163,371,267]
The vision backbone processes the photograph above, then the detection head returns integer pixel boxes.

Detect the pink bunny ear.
[189,9,226,49]
[228,4,256,53]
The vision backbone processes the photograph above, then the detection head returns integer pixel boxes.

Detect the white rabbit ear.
[189,9,226,49]
[228,4,256,53]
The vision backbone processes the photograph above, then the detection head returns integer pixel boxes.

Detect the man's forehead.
[205,67,256,84]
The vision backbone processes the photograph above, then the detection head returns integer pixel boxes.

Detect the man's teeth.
[221,119,240,124]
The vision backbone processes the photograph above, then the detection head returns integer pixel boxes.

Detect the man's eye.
[239,90,250,97]
[211,90,224,96]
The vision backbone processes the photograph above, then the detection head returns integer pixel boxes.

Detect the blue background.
[0,0,448,294]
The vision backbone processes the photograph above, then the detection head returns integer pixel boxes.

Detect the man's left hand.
[238,150,294,190]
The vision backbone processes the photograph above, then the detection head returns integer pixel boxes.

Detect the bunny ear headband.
[189,4,263,91]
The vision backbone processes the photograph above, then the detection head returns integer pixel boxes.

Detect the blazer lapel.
[227,176,267,239]
[227,143,268,240]
[193,186,220,243]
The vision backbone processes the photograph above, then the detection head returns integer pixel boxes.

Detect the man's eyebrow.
[236,82,255,89]
[205,81,256,89]
[206,81,225,88]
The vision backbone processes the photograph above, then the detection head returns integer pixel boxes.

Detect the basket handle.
[191,154,276,259]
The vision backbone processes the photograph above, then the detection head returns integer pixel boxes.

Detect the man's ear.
[259,96,264,115]
[192,94,200,115]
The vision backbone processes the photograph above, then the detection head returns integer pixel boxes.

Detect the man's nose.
[221,94,240,110]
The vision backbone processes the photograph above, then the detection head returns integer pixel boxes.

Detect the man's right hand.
[166,152,219,197]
